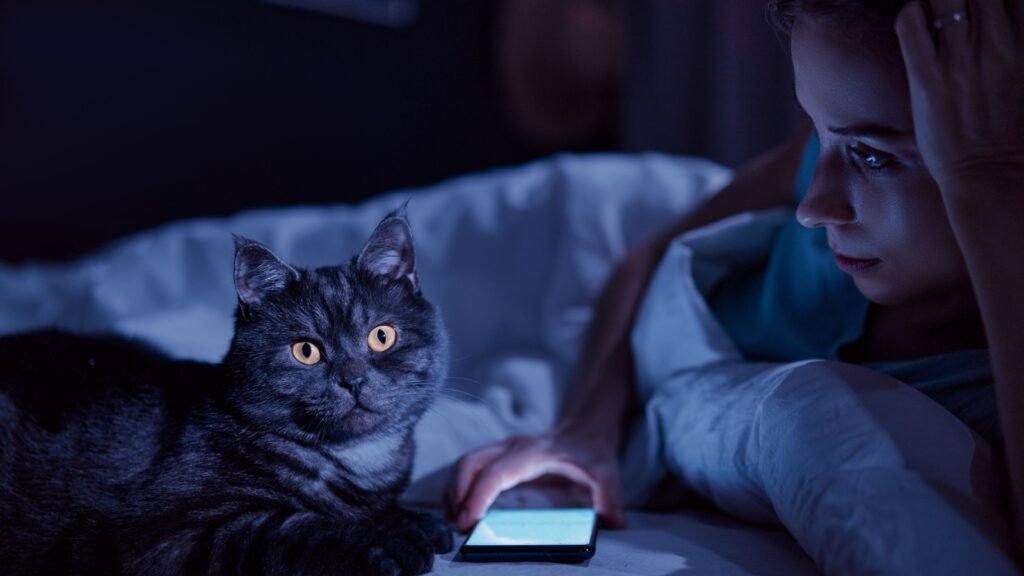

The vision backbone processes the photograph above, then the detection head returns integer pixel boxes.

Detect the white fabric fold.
[626,210,1018,575]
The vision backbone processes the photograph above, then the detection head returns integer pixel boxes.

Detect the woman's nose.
[795,158,857,228]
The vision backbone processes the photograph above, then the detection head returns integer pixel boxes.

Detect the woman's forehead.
[791,20,913,138]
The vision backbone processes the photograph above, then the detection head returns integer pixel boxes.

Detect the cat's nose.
[341,376,365,400]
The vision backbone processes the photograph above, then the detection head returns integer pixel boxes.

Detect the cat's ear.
[356,213,419,293]
[233,236,299,306]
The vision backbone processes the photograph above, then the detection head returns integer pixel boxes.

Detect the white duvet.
[627,209,1018,574]
[0,153,1017,574]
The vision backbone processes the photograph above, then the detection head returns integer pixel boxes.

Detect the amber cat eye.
[291,341,322,366]
[368,325,397,353]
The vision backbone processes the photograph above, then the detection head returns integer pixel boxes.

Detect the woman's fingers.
[455,447,549,531]
[447,442,507,519]
[929,0,973,64]
[448,434,628,532]
[587,465,627,529]
[899,0,1024,182]
[971,0,1015,57]
[896,1,937,86]
[528,458,625,527]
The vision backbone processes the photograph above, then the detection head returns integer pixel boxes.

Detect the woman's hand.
[896,0,1024,188]
[899,2,1024,562]
[444,426,626,532]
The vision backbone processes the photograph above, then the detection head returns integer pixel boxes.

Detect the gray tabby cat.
[0,211,452,575]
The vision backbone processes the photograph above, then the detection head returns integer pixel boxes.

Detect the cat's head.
[224,211,447,446]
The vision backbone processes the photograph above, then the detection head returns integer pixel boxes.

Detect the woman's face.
[792,21,971,306]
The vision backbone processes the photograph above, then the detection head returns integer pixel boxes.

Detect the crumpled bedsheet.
[625,209,1019,575]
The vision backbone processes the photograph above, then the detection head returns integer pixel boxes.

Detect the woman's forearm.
[557,246,661,446]
[940,172,1024,559]
[557,125,811,446]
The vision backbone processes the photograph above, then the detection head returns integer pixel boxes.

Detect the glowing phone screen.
[464,508,596,547]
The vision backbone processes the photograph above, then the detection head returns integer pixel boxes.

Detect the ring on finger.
[932,10,969,30]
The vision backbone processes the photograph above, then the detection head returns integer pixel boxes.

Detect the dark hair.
[766,0,913,35]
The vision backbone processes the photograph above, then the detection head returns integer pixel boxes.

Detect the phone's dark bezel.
[458,542,596,563]
[458,513,598,564]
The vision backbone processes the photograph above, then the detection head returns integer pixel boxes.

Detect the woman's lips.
[834,252,881,273]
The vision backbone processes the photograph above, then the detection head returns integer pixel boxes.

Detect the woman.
[448,0,1024,561]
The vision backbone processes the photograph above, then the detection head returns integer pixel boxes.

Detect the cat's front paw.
[407,509,454,555]
[365,510,452,575]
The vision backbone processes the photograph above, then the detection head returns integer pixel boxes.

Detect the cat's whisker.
[432,387,497,408]
[447,353,477,364]
[419,405,461,436]
[378,380,501,412]
[314,414,330,445]
[381,381,469,399]
[437,387,491,404]
[404,377,493,404]
[375,387,505,416]
[441,375,487,386]
[406,375,487,387]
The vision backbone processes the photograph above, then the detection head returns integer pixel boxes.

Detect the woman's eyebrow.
[792,82,911,140]
[827,123,909,139]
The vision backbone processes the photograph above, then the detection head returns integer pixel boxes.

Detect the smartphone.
[458,508,598,563]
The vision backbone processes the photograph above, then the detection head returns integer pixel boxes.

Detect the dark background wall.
[0,0,536,261]
[617,0,804,165]
[0,0,803,262]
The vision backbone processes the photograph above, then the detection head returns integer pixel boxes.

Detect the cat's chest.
[327,432,409,491]
[279,433,409,510]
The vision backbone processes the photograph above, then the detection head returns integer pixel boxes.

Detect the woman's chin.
[852,276,906,306]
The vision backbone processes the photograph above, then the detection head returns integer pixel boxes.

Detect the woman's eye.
[291,341,322,366]
[368,325,397,353]
[848,144,893,172]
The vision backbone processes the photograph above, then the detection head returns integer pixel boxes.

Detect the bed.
[0,153,1016,575]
